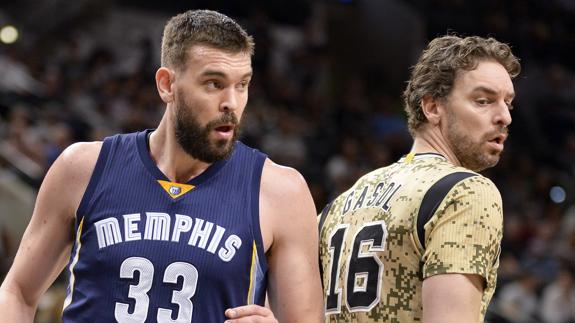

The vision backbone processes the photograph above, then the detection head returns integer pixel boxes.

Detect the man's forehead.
[188,45,251,62]
[187,45,252,76]
[457,61,514,96]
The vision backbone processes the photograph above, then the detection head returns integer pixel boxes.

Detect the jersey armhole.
[317,200,334,288]
[414,172,477,251]
[75,137,113,220]
[250,153,269,274]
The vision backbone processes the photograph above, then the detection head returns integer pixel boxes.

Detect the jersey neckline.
[400,152,447,162]
[136,129,231,186]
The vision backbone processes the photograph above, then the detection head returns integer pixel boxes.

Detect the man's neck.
[410,126,462,167]
[149,116,212,183]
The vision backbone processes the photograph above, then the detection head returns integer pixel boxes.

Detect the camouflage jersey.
[318,153,503,322]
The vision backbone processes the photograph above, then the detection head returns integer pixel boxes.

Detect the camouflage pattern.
[319,153,503,322]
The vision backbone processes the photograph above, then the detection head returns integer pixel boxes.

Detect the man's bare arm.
[422,273,484,323]
[261,160,323,323]
[226,159,324,323]
[0,142,100,322]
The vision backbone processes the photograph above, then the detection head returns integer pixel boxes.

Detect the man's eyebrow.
[472,86,515,99]
[200,70,253,79]
[200,70,227,78]
[471,86,498,95]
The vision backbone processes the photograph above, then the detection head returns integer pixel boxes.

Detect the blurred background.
[0,0,574,322]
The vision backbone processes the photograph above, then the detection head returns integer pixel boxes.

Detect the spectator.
[497,272,539,323]
[540,269,575,323]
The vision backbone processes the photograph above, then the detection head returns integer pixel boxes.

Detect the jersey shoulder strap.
[416,171,477,248]
[318,200,334,233]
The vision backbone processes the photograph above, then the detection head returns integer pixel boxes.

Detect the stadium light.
[549,186,566,204]
[0,25,19,44]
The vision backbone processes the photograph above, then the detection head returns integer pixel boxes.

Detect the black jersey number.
[325,221,387,313]
[115,257,197,323]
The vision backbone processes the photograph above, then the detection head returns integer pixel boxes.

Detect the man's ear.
[421,95,443,126]
[156,67,175,103]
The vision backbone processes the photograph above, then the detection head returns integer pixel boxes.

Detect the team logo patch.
[157,180,195,199]
[169,186,181,196]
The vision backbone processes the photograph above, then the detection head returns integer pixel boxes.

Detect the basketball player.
[0,10,323,323]
[319,35,520,322]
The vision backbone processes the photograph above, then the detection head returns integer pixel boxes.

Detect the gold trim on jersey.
[157,180,195,199]
[404,152,416,163]
[401,152,447,164]
[247,241,257,304]
[63,217,85,310]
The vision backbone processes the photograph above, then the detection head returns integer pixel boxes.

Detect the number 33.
[115,257,198,323]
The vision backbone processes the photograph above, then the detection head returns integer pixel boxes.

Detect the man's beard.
[446,111,507,172]
[174,91,240,163]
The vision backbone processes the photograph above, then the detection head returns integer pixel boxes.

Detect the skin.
[414,60,514,173]
[412,60,515,322]
[0,45,324,323]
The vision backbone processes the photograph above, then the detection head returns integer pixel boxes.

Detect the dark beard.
[174,93,240,163]
[446,111,506,172]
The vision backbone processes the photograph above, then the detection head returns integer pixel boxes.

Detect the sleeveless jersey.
[62,130,268,323]
[319,153,503,322]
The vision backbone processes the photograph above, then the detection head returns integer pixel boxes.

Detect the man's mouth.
[212,124,235,140]
[490,133,507,145]
[214,124,234,133]
[487,133,507,151]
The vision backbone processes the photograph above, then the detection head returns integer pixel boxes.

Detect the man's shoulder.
[416,158,500,196]
[38,141,105,217]
[422,169,501,211]
[447,171,500,197]
[59,141,103,168]
[47,141,104,190]
[261,158,307,197]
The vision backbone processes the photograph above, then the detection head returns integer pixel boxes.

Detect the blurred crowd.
[1,1,575,322]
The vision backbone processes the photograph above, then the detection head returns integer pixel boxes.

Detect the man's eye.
[237,81,250,91]
[206,81,221,89]
[476,98,491,106]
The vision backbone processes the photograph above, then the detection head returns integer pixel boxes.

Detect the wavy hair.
[403,35,521,136]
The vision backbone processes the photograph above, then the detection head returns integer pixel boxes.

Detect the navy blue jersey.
[62,130,268,323]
